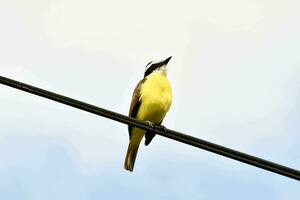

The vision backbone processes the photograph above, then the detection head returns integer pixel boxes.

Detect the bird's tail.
[124,140,140,172]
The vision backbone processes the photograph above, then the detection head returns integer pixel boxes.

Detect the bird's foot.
[145,121,167,134]
[145,121,155,128]
[159,125,168,134]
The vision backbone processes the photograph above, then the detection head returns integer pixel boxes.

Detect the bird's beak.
[161,56,172,66]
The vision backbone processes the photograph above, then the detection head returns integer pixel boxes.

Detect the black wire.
[0,75,299,181]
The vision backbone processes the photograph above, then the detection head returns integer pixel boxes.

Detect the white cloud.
[43,0,189,62]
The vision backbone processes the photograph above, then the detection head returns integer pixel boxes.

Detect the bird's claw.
[145,121,155,128]
[145,121,167,134]
[160,125,167,134]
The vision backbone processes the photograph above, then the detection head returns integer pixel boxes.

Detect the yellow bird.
[124,57,173,171]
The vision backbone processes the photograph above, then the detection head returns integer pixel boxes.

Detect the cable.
[0,75,299,181]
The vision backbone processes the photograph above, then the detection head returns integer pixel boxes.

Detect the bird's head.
[144,56,172,77]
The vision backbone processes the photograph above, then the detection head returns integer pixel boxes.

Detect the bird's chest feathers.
[138,73,172,121]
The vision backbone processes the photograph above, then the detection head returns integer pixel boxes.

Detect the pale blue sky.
[0,0,299,199]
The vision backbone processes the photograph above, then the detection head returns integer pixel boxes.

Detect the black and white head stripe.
[144,56,172,77]
[144,62,160,77]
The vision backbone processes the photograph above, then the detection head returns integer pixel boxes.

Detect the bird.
[124,56,173,171]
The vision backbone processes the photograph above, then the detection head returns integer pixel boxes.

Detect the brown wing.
[128,78,146,139]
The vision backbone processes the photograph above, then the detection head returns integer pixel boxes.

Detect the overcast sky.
[0,0,299,199]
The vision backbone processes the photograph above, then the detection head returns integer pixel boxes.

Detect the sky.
[0,0,299,199]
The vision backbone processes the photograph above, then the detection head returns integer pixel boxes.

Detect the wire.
[0,75,299,181]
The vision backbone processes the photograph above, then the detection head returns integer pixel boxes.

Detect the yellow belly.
[137,72,172,123]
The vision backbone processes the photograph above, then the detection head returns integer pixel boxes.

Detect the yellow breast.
[137,71,172,123]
